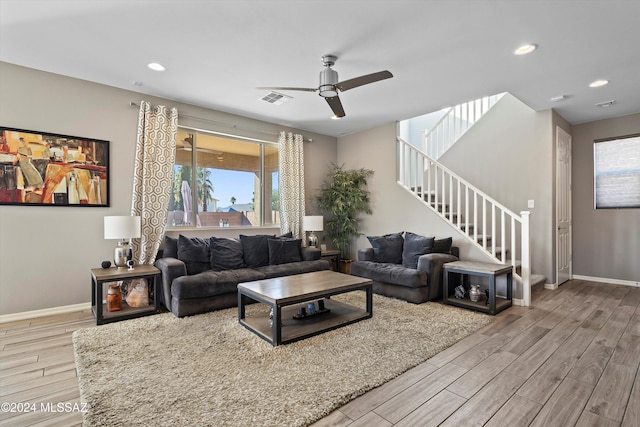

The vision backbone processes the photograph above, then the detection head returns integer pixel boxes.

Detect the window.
[594,133,640,209]
[167,128,279,227]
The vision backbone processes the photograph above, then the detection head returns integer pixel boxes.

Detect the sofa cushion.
[210,237,245,271]
[367,232,404,264]
[351,261,427,288]
[171,268,266,299]
[433,237,453,254]
[240,234,275,268]
[255,259,330,279]
[402,232,435,269]
[163,235,178,258]
[177,235,211,275]
[267,238,302,265]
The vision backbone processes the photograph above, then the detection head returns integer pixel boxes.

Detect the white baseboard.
[0,302,91,324]
[572,275,640,287]
[513,298,525,306]
[544,283,558,290]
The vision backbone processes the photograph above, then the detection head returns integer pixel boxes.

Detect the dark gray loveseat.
[350,232,459,304]
[155,234,330,317]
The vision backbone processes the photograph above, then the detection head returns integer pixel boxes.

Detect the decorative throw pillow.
[162,235,178,259]
[210,237,245,271]
[267,238,302,265]
[433,237,453,254]
[367,232,404,264]
[402,232,435,269]
[240,234,275,268]
[177,235,211,275]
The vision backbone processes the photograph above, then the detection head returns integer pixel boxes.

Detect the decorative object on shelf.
[126,259,135,270]
[292,303,331,320]
[485,289,490,305]
[303,215,323,248]
[101,260,111,269]
[106,284,122,312]
[0,126,110,207]
[470,284,482,302]
[125,278,149,307]
[104,215,141,268]
[307,302,316,315]
[454,285,466,299]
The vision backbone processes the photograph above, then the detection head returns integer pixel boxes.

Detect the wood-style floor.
[1,279,639,426]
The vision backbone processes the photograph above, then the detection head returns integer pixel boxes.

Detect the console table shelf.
[443,261,513,315]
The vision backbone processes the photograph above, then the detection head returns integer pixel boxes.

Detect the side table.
[443,261,512,315]
[320,249,341,271]
[91,264,161,325]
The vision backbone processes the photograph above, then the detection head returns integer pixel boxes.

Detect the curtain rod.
[129,101,313,142]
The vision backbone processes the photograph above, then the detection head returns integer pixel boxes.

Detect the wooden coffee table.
[238,270,373,346]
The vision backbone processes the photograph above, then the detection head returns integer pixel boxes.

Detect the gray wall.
[0,62,337,315]
[572,113,640,282]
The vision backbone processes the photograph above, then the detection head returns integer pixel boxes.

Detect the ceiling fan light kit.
[258,54,393,118]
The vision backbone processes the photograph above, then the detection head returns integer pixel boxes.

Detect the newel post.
[520,211,531,307]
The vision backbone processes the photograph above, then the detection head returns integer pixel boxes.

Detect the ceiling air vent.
[595,100,615,108]
[260,91,292,106]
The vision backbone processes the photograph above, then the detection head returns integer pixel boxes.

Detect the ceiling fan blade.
[256,86,317,92]
[335,70,393,92]
[325,96,346,118]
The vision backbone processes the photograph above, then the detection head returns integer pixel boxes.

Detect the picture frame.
[0,126,109,206]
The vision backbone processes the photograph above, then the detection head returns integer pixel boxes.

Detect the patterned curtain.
[278,132,305,240]
[131,101,178,264]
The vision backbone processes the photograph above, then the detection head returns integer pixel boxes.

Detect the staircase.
[397,136,532,306]
[422,93,504,159]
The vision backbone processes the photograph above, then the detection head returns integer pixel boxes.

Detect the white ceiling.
[1,0,639,138]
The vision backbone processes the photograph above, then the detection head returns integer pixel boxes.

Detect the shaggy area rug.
[73,292,491,426]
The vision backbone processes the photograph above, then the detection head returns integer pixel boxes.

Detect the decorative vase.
[469,284,482,302]
[107,284,123,312]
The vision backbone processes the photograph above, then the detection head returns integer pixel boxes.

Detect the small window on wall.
[594,133,640,209]
[168,129,279,227]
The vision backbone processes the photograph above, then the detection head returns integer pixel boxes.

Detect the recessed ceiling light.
[589,79,609,88]
[514,44,537,55]
[550,95,566,102]
[147,62,166,72]
[331,115,342,120]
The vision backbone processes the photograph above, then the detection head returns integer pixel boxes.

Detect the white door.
[556,126,572,285]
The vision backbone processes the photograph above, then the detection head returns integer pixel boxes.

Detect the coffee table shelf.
[241,299,369,344]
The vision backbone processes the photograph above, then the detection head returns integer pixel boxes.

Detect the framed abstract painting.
[0,126,109,206]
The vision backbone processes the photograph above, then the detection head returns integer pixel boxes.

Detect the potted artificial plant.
[316,164,374,274]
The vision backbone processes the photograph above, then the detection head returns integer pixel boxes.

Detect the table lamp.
[104,215,141,268]
[303,215,323,248]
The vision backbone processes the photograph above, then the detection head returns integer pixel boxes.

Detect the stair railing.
[422,93,505,159]
[397,136,531,306]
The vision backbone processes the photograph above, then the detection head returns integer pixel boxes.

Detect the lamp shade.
[303,215,323,232]
[104,216,141,240]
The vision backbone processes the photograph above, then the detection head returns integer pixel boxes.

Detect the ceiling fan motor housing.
[319,67,338,98]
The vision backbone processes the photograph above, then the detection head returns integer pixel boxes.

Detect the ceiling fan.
[258,55,393,118]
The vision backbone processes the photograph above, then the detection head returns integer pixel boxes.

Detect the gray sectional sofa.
[155,234,330,317]
[350,232,459,303]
